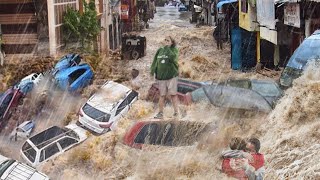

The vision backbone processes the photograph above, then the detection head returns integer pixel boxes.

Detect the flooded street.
[1,6,320,180]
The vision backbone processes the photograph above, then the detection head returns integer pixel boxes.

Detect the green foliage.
[63,0,101,51]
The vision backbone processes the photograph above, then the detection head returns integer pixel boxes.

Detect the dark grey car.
[190,79,283,112]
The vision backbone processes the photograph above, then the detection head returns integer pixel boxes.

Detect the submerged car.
[147,78,204,105]
[54,63,93,92]
[15,73,43,95]
[187,79,283,112]
[10,120,35,140]
[78,81,138,134]
[52,53,81,75]
[178,4,187,11]
[123,120,216,149]
[0,88,24,131]
[280,30,320,87]
[0,154,49,180]
[21,124,87,166]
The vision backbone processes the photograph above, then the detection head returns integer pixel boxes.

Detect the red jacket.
[222,158,247,180]
[250,153,264,170]
[222,153,265,179]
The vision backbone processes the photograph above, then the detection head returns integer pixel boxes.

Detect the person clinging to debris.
[221,137,265,180]
[150,36,179,119]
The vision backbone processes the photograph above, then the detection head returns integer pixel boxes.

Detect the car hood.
[66,123,88,142]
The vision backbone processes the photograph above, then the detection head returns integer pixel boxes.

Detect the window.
[22,142,37,163]
[115,99,127,116]
[43,143,60,160]
[241,0,247,13]
[178,84,198,94]
[252,82,281,97]
[159,123,175,146]
[2,93,13,107]
[39,150,45,162]
[82,103,111,122]
[0,160,15,176]
[127,91,138,104]
[134,123,160,145]
[226,80,251,89]
[68,69,86,85]
[58,137,78,150]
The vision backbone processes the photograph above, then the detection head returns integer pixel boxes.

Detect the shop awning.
[217,0,238,8]
[274,0,300,4]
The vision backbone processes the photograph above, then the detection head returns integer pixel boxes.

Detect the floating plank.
[0,14,36,25]
[2,34,38,45]
[0,0,33,4]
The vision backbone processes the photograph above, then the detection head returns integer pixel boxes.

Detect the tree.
[63,0,100,51]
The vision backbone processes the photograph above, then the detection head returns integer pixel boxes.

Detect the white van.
[0,154,49,180]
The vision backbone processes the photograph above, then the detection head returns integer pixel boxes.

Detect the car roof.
[19,121,34,131]
[54,63,91,80]
[87,81,131,113]
[308,32,320,40]
[28,126,68,149]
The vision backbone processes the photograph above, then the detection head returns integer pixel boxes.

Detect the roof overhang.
[217,0,238,9]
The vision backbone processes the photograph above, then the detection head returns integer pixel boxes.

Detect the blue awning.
[217,0,238,8]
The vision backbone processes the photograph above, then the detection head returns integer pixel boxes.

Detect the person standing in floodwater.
[150,36,179,119]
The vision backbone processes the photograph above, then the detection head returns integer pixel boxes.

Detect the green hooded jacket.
[150,46,179,80]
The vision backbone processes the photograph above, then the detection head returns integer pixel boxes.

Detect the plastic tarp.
[217,0,238,8]
[191,85,272,112]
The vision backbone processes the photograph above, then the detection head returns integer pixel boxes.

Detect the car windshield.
[280,66,303,86]
[287,38,320,70]
[251,82,280,97]
[82,103,111,122]
[0,159,15,176]
[21,142,37,163]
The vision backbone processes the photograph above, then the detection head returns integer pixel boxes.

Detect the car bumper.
[78,117,104,134]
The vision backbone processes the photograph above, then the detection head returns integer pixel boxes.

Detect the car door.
[126,90,138,108]
[40,142,62,163]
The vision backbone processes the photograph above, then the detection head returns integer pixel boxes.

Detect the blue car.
[178,4,188,11]
[52,53,81,75]
[54,63,94,92]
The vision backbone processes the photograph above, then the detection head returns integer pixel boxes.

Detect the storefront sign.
[120,4,129,20]
[284,3,300,28]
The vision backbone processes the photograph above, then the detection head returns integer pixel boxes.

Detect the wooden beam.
[2,34,38,44]
[0,14,36,25]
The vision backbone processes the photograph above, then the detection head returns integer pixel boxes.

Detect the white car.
[16,73,43,94]
[0,154,49,180]
[20,124,87,167]
[10,120,35,140]
[78,81,138,134]
[20,73,43,85]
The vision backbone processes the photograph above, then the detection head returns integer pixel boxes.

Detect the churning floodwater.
[0,6,319,180]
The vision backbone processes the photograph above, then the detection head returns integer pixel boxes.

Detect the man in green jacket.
[150,36,179,119]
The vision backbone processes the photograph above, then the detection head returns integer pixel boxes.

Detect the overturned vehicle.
[186,79,283,112]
